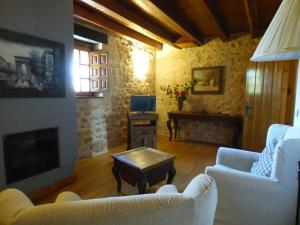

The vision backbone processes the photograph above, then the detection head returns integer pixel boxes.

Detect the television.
[130,96,156,113]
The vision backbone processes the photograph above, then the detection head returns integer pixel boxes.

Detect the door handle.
[244,103,251,116]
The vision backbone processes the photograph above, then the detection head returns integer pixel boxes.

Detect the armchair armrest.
[216,147,260,171]
[206,166,278,192]
[205,166,284,225]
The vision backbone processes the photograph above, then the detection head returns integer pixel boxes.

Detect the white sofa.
[206,124,300,225]
[0,174,217,225]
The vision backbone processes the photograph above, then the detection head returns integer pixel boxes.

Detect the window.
[73,46,108,97]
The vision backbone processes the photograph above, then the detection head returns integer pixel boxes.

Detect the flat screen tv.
[130,96,156,113]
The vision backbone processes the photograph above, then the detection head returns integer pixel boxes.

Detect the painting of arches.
[0,28,65,97]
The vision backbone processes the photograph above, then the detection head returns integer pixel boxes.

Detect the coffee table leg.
[137,176,147,194]
[112,164,122,192]
[167,162,176,184]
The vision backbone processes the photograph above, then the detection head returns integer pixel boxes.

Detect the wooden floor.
[38,136,218,204]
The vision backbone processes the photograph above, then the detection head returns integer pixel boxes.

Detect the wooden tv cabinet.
[127,112,158,149]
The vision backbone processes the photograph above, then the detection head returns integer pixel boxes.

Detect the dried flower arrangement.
[160,82,193,100]
[160,82,194,111]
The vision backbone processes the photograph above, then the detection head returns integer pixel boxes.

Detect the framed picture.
[0,28,65,97]
[191,66,224,94]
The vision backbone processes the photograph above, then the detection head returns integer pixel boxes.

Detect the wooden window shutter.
[90,51,108,92]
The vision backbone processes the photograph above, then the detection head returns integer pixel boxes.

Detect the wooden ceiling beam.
[73,2,163,50]
[244,0,259,38]
[142,0,203,45]
[78,0,179,46]
[195,0,229,42]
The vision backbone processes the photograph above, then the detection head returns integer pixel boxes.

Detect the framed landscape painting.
[191,66,224,94]
[0,28,65,97]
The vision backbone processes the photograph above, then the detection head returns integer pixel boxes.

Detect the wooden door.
[243,60,298,151]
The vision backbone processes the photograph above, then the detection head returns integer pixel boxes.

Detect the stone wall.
[77,33,156,158]
[77,33,259,156]
[156,35,259,145]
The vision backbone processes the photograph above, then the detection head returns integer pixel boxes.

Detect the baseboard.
[28,175,76,203]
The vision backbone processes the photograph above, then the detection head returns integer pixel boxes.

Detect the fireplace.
[3,127,60,184]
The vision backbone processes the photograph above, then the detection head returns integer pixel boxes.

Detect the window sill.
[75,92,104,98]
[76,96,104,99]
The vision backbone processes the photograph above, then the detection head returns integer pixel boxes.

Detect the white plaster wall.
[0,0,78,193]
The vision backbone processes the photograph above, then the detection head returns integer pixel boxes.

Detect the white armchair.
[206,124,300,225]
[0,174,217,225]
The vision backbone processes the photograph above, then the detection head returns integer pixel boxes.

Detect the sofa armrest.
[156,185,179,194]
[0,189,34,225]
[183,174,215,198]
[156,175,215,197]
[216,147,260,171]
[55,191,81,203]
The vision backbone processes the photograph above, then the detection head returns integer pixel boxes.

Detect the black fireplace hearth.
[3,127,60,184]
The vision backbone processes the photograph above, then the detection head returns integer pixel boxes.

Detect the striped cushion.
[251,139,278,177]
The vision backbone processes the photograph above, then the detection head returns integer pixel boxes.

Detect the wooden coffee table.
[112,147,176,194]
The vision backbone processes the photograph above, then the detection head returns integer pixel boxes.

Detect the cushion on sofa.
[251,139,278,177]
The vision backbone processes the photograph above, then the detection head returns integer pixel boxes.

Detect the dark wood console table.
[167,112,243,147]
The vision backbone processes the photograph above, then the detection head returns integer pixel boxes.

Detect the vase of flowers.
[177,96,185,111]
[160,82,192,111]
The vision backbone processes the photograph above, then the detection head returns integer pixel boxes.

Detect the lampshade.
[251,0,300,62]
